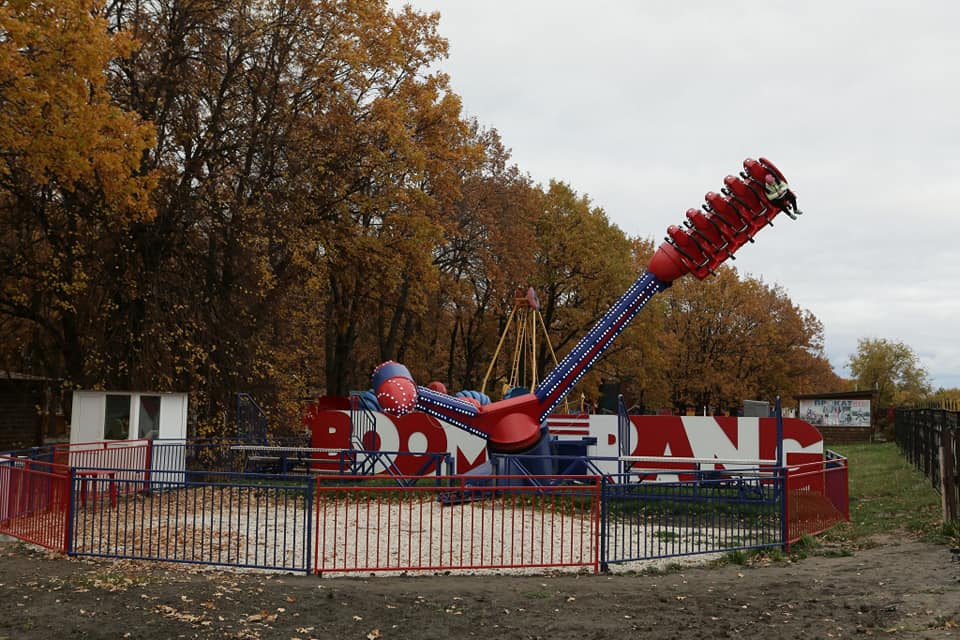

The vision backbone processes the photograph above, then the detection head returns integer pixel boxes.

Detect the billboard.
[799,398,871,427]
[305,407,824,476]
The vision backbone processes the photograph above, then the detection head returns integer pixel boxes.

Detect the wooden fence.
[895,407,959,522]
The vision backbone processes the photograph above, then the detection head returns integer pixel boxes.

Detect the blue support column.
[65,468,75,555]
[304,478,314,575]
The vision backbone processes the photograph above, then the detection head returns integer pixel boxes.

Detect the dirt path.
[0,538,957,639]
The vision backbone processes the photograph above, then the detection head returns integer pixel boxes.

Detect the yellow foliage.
[0,0,156,218]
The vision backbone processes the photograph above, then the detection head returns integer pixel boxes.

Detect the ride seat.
[665,225,713,278]
[723,175,768,217]
[704,192,751,236]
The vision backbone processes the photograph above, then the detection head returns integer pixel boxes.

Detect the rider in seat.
[763,174,802,218]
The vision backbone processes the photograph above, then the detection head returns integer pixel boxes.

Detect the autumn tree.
[927,387,960,409]
[659,268,838,414]
[848,337,931,407]
[290,3,479,397]
[0,0,156,384]
[98,0,355,426]
[0,0,845,437]
[75,0,479,432]
[427,124,540,393]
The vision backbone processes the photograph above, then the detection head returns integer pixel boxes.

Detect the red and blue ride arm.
[373,157,799,453]
[533,271,668,420]
[535,157,797,416]
[372,361,489,439]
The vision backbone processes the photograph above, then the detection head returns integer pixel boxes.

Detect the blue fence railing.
[69,472,313,572]
[600,470,783,569]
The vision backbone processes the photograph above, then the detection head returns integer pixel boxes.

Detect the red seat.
[742,157,787,185]
[667,225,707,261]
[723,175,766,216]
[684,208,730,249]
[704,192,751,234]
[665,225,712,279]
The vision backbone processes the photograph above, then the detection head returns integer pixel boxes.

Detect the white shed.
[70,391,188,444]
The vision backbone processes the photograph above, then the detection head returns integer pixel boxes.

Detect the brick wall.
[817,425,873,444]
[0,380,43,451]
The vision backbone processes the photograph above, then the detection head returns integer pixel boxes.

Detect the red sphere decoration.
[426,380,448,395]
[376,376,418,416]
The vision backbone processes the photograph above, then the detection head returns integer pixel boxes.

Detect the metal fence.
[0,440,850,574]
[602,468,783,568]
[0,456,71,551]
[313,475,601,575]
[784,455,849,548]
[895,407,959,522]
[70,472,313,572]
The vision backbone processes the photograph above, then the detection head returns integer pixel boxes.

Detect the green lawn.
[820,442,957,548]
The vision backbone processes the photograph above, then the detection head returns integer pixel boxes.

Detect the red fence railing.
[0,457,71,551]
[784,455,849,549]
[0,440,154,552]
[61,440,151,479]
[313,476,601,575]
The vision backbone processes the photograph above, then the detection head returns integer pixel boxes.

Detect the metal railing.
[601,467,783,568]
[349,393,379,450]
[0,440,851,574]
[313,475,601,575]
[783,456,849,548]
[0,455,72,550]
[69,471,313,572]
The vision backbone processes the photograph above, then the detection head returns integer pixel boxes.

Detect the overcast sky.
[390,1,960,390]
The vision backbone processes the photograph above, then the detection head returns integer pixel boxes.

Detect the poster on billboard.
[799,398,871,427]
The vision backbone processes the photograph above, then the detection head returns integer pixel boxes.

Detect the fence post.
[941,428,957,522]
[304,478,314,575]
[775,395,784,466]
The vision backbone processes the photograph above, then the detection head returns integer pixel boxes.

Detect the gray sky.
[390,1,960,390]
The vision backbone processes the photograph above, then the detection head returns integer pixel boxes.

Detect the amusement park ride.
[346,157,807,474]
[302,157,823,477]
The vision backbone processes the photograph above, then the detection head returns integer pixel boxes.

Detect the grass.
[717,442,957,566]
[821,442,954,547]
